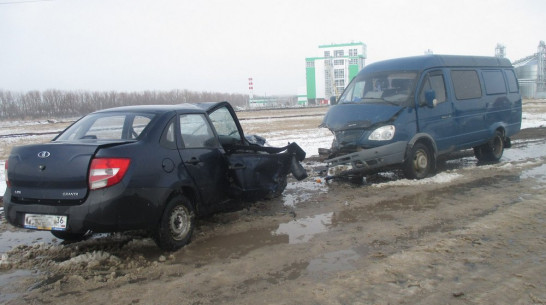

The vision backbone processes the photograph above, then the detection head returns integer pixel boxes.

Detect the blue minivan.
[320,55,522,180]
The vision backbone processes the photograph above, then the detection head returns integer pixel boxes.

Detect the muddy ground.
[1,102,546,305]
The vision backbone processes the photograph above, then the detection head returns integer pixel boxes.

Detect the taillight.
[89,158,130,190]
[4,160,9,188]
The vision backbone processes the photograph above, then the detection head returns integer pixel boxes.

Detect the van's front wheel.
[403,142,433,179]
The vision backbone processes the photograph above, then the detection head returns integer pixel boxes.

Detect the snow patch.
[372,172,462,188]
[0,160,5,197]
[58,250,120,269]
[521,111,546,129]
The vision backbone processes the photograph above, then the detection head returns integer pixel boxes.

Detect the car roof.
[361,54,514,74]
[93,101,231,115]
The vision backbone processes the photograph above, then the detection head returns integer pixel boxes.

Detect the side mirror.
[424,90,437,108]
[329,96,337,105]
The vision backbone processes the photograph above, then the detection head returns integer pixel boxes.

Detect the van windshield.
[338,71,418,106]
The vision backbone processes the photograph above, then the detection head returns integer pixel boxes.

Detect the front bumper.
[326,141,407,177]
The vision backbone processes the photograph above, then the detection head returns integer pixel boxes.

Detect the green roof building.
[305,42,367,105]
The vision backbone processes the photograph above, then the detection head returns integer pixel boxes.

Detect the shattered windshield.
[338,71,418,106]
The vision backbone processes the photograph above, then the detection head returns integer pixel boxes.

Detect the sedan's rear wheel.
[153,195,195,251]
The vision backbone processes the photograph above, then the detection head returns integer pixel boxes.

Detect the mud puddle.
[0,269,34,304]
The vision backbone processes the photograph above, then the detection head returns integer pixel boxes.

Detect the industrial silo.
[512,41,546,99]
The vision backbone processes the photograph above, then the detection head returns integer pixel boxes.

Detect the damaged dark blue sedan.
[4,102,307,250]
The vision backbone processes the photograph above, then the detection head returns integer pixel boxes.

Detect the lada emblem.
[37,151,51,158]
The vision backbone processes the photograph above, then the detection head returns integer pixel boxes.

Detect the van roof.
[362,55,513,73]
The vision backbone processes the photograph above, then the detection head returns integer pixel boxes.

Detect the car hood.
[321,103,404,131]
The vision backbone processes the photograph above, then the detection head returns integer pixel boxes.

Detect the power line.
[0,0,53,5]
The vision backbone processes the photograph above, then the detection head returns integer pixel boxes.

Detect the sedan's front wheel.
[153,195,195,251]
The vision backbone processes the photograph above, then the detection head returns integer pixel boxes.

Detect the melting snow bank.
[58,250,121,270]
[522,111,546,129]
[372,172,463,188]
[0,160,5,197]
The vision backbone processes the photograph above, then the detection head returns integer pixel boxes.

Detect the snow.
[521,111,546,129]
[0,160,5,197]
[372,172,463,188]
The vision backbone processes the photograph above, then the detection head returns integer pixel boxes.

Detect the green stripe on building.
[306,67,316,99]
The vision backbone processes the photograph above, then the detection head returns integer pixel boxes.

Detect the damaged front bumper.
[325,141,407,178]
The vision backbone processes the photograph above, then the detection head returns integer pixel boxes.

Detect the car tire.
[474,130,504,162]
[51,230,89,241]
[153,195,195,251]
[403,142,433,179]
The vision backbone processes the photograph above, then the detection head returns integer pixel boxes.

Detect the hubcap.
[169,205,191,241]
[414,150,428,172]
[493,136,503,157]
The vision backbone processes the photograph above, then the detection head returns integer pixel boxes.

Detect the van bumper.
[325,141,407,177]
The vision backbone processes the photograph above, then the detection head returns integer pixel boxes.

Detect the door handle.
[185,157,201,165]
[229,163,246,170]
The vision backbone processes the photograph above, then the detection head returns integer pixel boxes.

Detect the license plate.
[327,164,353,177]
[24,214,67,231]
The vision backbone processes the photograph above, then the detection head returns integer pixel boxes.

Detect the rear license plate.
[24,214,67,231]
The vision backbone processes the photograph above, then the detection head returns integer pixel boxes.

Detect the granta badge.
[37,151,51,158]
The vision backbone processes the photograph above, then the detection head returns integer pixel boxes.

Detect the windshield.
[338,71,418,106]
[55,112,155,141]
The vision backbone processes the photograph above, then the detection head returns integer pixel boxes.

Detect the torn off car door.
[205,102,307,201]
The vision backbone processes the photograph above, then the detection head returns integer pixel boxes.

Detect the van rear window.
[451,70,482,100]
[504,69,519,93]
[482,70,507,95]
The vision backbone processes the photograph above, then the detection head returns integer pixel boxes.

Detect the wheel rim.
[492,135,503,158]
[413,149,429,174]
[169,205,191,241]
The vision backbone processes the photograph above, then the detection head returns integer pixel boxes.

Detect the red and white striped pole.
[248,77,254,100]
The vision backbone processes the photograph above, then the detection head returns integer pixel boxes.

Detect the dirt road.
[1,107,546,305]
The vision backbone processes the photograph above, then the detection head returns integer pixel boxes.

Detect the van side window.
[451,70,482,100]
[482,70,507,95]
[504,69,519,93]
[419,71,446,105]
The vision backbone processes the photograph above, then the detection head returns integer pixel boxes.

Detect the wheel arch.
[406,133,438,164]
[161,185,199,219]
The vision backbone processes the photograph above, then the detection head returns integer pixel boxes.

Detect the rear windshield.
[338,71,418,106]
[55,112,155,141]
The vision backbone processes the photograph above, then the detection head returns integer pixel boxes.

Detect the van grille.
[334,130,365,147]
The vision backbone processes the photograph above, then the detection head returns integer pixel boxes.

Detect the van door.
[449,69,488,147]
[416,69,456,153]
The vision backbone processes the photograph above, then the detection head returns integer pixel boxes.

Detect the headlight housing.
[368,125,395,141]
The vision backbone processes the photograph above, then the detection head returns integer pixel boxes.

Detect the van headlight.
[368,125,395,141]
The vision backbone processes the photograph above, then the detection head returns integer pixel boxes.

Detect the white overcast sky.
[1,0,544,95]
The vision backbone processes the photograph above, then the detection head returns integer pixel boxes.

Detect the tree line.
[0,89,249,120]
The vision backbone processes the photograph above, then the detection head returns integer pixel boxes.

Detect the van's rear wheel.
[403,142,433,179]
[153,195,195,251]
[474,130,504,162]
